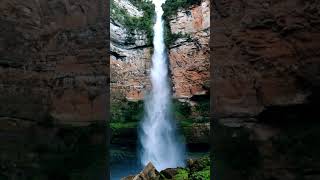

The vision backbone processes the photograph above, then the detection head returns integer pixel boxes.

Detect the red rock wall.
[211,0,320,118]
[0,0,108,125]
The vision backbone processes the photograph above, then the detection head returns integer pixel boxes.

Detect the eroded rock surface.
[0,0,108,125]
[169,0,210,99]
[211,0,320,118]
[110,0,152,102]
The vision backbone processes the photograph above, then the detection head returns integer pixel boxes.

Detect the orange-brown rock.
[169,0,210,99]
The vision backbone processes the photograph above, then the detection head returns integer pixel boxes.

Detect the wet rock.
[121,175,135,180]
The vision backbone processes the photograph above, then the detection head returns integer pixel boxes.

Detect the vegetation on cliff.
[162,0,202,47]
[111,0,155,45]
[162,0,202,18]
[172,156,210,180]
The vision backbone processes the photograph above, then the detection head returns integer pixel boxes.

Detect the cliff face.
[0,0,108,125]
[110,0,152,101]
[212,0,320,118]
[211,1,320,179]
[0,0,108,179]
[169,0,210,99]
[111,0,210,102]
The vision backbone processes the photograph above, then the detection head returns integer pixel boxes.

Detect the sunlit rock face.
[110,0,152,102]
[111,0,210,102]
[168,0,210,99]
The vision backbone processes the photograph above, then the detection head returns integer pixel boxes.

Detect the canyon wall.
[169,0,210,100]
[0,0,108,125]
[211,1,320,180]
[110,0,152,101]
[212,0,320,118]
[110,0,210,102]
[0,0,108,179]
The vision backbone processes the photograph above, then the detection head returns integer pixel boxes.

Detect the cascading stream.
[138,0,186,171]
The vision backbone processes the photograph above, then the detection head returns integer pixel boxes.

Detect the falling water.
[138,0,186,171]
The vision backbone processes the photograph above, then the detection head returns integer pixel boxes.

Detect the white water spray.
[138,0,186,171]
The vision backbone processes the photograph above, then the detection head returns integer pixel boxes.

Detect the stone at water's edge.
[122,156,210,180]
[122,162,160,180]
[160,168,179,179]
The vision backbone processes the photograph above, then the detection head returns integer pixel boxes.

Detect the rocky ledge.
[122,156,210,180]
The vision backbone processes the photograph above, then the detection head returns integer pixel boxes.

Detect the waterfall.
[138,0,186,171]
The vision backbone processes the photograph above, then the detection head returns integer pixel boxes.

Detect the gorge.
[0,0,319,179]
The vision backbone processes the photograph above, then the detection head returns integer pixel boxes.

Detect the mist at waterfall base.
[137,0,186,171]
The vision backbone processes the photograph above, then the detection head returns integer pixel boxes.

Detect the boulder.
[160,168,179,179]
[132,162,161,180]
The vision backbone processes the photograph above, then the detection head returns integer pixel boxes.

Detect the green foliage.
[110,122,138,131]
[191,167,210,180]
[194,101,210,117]
[164,27,192,47]
[161,0,197,47]
[174,169,189,180]
[111,100,144,123]
[173,156,210,180]
[111,0,155,45]
[173,100,192,117]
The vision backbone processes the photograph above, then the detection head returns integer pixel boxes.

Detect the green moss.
[174,169,189,180]
[173,156,210,180]
[111,0,155,45]
[191,167,210,180]
[111,100,144,123]
[173,100,192,118]
[110,122,138,130]
[163,28,192,47]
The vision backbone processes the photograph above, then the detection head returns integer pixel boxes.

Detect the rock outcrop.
[122,162,161,180]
